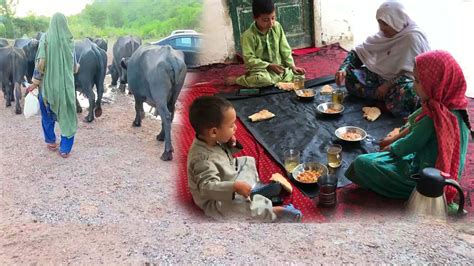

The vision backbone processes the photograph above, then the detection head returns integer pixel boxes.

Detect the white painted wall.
[317,0,474,96]
[200,0,236,65]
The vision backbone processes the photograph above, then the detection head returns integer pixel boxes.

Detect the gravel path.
[1,79,473,264]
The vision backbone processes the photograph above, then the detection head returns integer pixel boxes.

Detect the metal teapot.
[406,167,465,218]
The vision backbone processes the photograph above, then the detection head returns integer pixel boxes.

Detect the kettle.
[406,167,465,218]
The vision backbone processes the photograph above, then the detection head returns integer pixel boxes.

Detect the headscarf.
[37,13,77,138]
[415,50,468,203]
[355,1,430,80]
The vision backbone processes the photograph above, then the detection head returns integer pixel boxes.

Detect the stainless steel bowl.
[295,89,315,101]
[335,126,367,142]
[317,102,344,115]
[291,162,328,184]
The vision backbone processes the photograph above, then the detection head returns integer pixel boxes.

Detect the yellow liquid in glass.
[284,161,299,173]
[327,149,342,168]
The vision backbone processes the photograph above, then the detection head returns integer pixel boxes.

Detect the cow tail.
[91,44,105,96]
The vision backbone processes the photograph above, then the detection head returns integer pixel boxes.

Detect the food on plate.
[321,84,334,94]
[362,106,382,121]
[270,173,293,193]
[296,169,323,183]
[276,82,295,91]
[248,109,275,122]
[296,89,314,97]
[386,127,401,139]
[326,107,340,113]
[341,131,362,141]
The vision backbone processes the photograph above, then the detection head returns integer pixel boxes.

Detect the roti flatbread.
[362,106,382,121]
[248,109,275,122]
[276,82,295,91]
[321,84,334,94]
[270,173,293,193]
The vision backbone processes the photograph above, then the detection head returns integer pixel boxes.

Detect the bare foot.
[225,76,237,86]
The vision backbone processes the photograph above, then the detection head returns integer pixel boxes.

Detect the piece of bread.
[276,82,295,91]
[270,173,293,193]
[248,109,275,122]
[362,106,382,121]
[321,84,334,94]
[386,127,400,139]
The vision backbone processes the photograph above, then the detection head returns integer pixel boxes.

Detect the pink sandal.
[59,152,70,158]
[47,143,58,151]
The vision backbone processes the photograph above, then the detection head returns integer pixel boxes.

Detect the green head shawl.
[37,13,77,138]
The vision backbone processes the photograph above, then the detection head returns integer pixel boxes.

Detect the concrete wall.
[200,0,236,65]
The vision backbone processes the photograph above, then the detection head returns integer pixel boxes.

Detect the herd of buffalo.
[0,34,187,161]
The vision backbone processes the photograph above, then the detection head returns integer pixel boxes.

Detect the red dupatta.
[415,50,468,203]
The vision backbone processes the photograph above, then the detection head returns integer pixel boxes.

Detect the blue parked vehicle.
[150,30,202,68]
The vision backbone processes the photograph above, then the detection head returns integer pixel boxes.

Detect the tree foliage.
[70,0,203,39]
[1,0,202,40]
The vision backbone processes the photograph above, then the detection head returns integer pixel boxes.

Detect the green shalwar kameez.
[345,110,470,199]
[236,21,301,88]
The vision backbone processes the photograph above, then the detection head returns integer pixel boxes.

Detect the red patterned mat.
[292,47,321,56]
[176,44,474,221]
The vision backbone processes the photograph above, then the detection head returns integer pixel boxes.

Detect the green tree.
[0,0,18,37]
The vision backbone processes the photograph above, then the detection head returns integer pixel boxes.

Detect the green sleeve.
[391,116,434,157]
[339,50,363,72]
[404,108,423,129]
[190,159,235,201]
[241,32,270,70]
[278,23,295,68]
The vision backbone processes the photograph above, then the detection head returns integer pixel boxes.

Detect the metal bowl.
[335,126,367,142]
[295,89,315,101]
[291,162,328,185]
[317,102,344,115]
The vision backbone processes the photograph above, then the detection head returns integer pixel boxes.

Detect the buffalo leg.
[118,83,126,93]
[95,80,104,118]
[84,86,95,123]
[132,98,143,127]
[75,91,83,113]
[5,82,12,107]
[14,82,22,114]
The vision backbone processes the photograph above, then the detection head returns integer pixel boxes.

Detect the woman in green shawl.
[28,13,78,158]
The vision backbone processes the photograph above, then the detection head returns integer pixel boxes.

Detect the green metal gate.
[228,0,314,53]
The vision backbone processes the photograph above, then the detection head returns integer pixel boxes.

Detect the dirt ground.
[1,69,473,263]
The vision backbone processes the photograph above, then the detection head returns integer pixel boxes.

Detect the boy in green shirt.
[226,0,305,88]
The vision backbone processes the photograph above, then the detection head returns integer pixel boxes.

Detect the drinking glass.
[284,149,300,173]
[327,144,342,168]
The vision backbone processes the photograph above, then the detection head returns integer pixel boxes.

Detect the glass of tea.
[283,148,300,173]
[293,76,305,91]
[332,89,344,104]
[327,144,342,168]
[318,173,338,208]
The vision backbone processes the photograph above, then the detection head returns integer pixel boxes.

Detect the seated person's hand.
[234,181,252,198]
[267,64,285,75]
[291,66,306,75]
[375,83,390,100]
[380,145,391,152]
[226,135,237,147]
[335,70,346,86]
[379,136,395,149]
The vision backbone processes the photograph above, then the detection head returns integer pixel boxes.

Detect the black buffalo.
[74,38,107,122]
[13,38,39,83]
[0,47,27,114]
[111,35,141,91]
[121,45,187,161]
[86,37,108,52]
